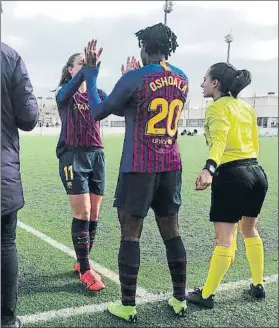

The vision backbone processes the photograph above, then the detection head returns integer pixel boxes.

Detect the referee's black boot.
[186,288,215,309]
[248,283,265,299]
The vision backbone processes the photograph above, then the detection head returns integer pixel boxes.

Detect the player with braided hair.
[135,22,178,61]
[83,22,189,322]
[54,51,106,292]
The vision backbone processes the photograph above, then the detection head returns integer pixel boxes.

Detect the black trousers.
[1,211,18,325]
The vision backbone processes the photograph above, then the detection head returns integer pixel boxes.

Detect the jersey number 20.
[146,98,184,137]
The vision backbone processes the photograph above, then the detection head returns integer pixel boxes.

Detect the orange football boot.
[74,262,102,282]
[80,270,105,291]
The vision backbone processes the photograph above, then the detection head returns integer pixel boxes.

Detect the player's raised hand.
[84,39,103,68]
[121,56,141,75]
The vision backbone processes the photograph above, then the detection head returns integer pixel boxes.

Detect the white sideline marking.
[17,220,150,298]
[212,274,278,292]
[18,220,278,324]
[19,274,278,324]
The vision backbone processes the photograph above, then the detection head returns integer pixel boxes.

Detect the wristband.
[203,159,217,176]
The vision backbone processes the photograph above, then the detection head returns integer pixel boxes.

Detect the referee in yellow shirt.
[186,62,268,309]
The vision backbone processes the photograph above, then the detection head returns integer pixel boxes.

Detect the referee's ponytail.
[229,69,251,98]
[209,63,251,98]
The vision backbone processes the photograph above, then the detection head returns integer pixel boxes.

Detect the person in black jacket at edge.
[1,2,39,327]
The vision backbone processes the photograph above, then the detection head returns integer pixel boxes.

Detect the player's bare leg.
[213,223,238,265]
[107,209,143,322]
[240,216,265,299]
[70,194,104,292]
[155,215,187,316]
[231,223,238,264]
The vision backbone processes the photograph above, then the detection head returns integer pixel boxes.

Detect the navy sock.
[89,221,98,253]
[118,240,140,306]
[165,236,187,301]
[71,218,90,274]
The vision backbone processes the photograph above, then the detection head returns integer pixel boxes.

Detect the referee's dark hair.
[135,23,178,59]
[209,62,251,98]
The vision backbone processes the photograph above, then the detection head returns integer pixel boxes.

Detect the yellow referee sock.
[202,246,232,298]
[244,236,264,286]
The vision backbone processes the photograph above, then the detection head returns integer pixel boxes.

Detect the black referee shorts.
[210,159,268,224]
[113,170,182,218]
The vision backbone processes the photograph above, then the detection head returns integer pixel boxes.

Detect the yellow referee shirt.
[204,96,259,166]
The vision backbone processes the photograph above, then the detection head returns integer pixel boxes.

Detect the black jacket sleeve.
[11,56,39,131]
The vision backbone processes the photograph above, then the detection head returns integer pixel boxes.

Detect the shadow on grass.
[18,270,101,298]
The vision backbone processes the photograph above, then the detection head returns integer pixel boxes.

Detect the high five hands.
[84,39,103,68]
[121,56,141,75]
[84,39,140,75]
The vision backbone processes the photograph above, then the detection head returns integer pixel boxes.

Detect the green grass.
[17,136,278,327]
[30,283,279,328]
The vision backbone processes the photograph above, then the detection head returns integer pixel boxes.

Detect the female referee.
[186,62,268,308]
[54,51,105,292]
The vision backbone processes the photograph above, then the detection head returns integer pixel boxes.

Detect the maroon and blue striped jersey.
[84,63,188,173]
[55,67,106,158]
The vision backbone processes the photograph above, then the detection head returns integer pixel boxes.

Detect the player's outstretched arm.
[84,39,136,120]
[55,68,85,107]
[97,90,124,118]
[84,67,135,120]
